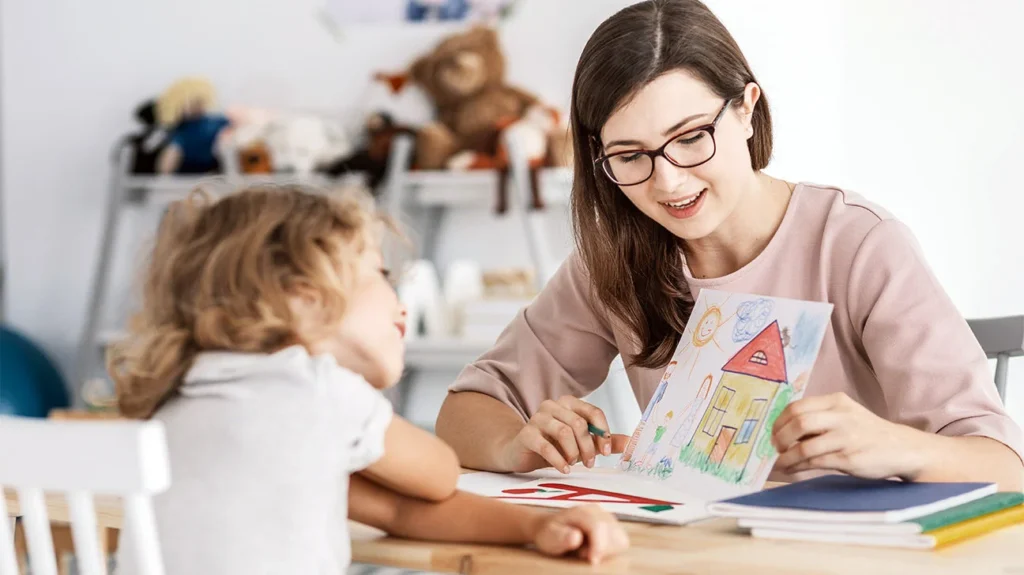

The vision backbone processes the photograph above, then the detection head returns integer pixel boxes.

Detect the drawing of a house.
[686,320,788,475]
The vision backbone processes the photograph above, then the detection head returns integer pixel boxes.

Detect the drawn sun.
[675,296,737,376]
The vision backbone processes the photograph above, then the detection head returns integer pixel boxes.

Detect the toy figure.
[155,77,231,174]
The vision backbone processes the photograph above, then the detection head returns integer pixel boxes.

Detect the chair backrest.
[967,315,1024,403]
[0,416,170,575]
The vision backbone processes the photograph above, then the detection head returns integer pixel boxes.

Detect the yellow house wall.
[690,373,780,462]
[722,374,779,468]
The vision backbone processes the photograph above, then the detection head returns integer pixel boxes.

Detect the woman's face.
[598,69,759,241]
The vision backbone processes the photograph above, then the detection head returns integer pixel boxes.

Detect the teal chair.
[0,325,70,417]
[967,315,1024,404]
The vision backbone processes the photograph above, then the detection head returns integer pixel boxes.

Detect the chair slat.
[68,491,106,575]
[124,495,164,575]
[0,491,19,575]
[18,487,58,575]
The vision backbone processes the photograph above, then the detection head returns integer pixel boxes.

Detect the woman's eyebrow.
[605,112,708,149]
[660,112,708,137]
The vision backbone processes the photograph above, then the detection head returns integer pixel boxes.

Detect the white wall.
[2,0,1021,427]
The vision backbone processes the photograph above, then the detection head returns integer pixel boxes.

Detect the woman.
[435,0,1023,489]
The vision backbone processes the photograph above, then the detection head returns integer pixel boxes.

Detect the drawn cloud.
[732,298,774,343]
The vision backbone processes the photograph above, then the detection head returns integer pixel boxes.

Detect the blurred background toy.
[155,77,232,174]
[261,113,353,175]
[321,111,417,190]
[405,25,569,213]
[113,99,171,174]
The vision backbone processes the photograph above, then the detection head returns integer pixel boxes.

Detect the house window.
[702,386,735,437]
[735,398,768,444]
[749,350,768,365]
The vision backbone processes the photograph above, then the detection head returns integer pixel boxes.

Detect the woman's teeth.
[663,191,703,208]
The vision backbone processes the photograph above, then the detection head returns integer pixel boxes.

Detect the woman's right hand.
[501,395,631,473]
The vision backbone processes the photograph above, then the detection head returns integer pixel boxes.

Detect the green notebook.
[917,492,1024,532]
[737,492,1024,536]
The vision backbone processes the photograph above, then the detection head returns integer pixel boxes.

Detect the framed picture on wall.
[322,0,519,26]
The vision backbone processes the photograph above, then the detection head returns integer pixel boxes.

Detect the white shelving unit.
[375,132,571,415]
[76,133,573,417]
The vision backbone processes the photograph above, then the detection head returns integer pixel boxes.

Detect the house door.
[710,426,737,464]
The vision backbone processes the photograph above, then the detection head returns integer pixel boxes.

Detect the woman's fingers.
[518,397,625,473]
[609,434,631,454]
[518,423,571,473]
[772,410,843,452]
[775,429,847,472]
[556,395,615,457]
[546,398,600,466]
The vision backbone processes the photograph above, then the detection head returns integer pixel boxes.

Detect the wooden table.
[6,486,1024,575]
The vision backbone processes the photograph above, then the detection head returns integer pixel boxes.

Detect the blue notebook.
[706,475,997,523]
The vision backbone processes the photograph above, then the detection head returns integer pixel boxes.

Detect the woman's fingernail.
[587,458,595,468]
[603,444,611,455]
[563,466,571,474]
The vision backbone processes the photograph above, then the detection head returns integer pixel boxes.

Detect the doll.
[155,77,231,174]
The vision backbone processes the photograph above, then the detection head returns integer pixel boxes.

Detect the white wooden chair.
[0,416,170,575]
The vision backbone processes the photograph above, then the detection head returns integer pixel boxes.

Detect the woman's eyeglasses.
[594,99,733,186]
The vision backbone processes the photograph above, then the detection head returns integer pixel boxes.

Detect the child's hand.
[531,504,630,564]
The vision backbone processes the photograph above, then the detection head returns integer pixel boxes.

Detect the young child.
[109,185,629,574]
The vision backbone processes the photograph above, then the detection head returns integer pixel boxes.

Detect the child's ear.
[287,283,324,320]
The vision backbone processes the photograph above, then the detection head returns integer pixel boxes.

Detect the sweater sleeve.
[447,251,620,421]
[847,219,1024,464]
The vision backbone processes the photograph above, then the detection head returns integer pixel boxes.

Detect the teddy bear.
[407,25,571,213]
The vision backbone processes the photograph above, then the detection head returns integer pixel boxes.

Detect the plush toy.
[155,77,232,175]
[238,141,273,174]
[321,111,417,191]
[260,114,353,175]
[409,25,538,171]
[407,25,570,213]
[113,99,171,174]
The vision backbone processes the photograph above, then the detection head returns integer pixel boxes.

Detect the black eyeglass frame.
[593,98,735,186]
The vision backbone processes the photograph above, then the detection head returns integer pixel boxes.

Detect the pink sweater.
[448,182,1024,479]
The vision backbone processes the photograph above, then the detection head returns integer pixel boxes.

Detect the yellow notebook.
[930,503,1024,548]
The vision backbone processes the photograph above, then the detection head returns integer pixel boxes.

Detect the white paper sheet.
[459,467,711,525]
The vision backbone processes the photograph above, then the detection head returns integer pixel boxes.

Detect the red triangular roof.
[721,320,788,383]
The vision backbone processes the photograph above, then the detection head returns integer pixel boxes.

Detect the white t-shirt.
[116,345,393,575]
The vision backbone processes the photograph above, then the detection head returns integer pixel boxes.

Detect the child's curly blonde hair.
[107,184,389,419]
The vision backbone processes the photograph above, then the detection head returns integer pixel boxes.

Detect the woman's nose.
[651,154,689,191]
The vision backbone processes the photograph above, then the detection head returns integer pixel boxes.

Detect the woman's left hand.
[772,392,928,480]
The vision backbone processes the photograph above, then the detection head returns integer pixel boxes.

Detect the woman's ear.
[739,82,761,138]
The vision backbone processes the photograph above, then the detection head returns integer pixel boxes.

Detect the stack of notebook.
[707,475,1024,549]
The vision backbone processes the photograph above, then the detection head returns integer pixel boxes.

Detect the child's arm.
[349,473,629,564]
[359,415,460,502]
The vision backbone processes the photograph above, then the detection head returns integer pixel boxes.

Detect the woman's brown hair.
[569,0,773,369]
[107,184,383,419]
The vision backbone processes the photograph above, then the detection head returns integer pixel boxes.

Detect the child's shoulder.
[177,344,370,406]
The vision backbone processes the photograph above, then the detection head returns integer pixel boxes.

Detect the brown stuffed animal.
[410,26,537,166]
[409,25,574,214]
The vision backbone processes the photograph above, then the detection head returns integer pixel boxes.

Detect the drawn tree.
[746,384,794,483]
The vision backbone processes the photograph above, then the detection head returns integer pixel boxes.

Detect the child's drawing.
[497,482,679,507]
[620,289,833,501]
[467,474,712,525]
[621,360,675,466]
[732,297,774,342]
[668,374,714,448]
[635,410,673,472]
[672,299,736,379]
